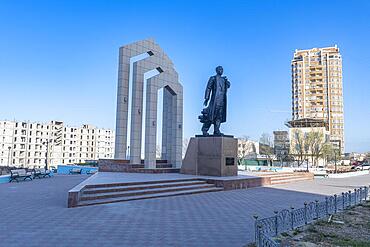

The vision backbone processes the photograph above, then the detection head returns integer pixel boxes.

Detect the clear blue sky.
[1,0,369,152]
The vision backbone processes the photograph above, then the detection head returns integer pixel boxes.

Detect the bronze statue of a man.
[199,66,230,136]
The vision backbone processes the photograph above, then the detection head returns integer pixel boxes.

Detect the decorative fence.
[254,186,369,247]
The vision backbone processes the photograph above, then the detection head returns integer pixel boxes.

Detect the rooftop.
[286,118,328,128]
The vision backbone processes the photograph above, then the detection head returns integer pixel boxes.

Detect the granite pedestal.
[181,136,238,176]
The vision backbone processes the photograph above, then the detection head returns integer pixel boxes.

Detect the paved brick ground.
[0,174,369,247]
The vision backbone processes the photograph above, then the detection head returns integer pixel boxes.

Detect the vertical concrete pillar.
[114,48,130,159]
[144,77,158,168]
[162,87,173,162]
[130,63,144,164]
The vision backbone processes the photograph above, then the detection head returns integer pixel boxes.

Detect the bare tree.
[291,130,327,168]
[259,143,274,166]
[292,129,305,167]
[237,136,256,165]
[305,132,316,166]
[259,133,274,166]
[321,143,335,165]
[365,152,370,162]
[260,133,272,146]
[307,131,325,167]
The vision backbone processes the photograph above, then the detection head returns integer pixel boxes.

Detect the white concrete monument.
[114,39,183,169]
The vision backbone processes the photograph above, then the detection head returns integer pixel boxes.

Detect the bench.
[314,173,328,178]
[86,169,97,175]
[69,168,82,174]
[10,169,33,182]
[314,170,328,178]
[33,168,51,179]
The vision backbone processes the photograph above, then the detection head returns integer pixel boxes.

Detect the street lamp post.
[306,159,309,172]
[334,151,337,174]
[7,146,11,168]
[43,139,51,170]
[304,144,309,172]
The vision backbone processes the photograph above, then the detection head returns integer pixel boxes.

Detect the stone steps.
[81,184,216,201]
[84,178,202,189]
[83,180,207,194]
[269,174,311,180]
[253,172,314,185]
[78,187,223,207]
[77,179,223,207]
[270,176,314,185]
[98,159,177,173]
[255,172,304,177]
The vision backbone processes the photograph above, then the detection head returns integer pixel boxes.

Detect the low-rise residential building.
[0,120,115,168]
[273,130,290,157]
[237,138,275,166]
[237,138,258,159]
[347,152,367,162]
[286,118,330,166]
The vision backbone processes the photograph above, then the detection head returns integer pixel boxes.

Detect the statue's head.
[215,66,223,75]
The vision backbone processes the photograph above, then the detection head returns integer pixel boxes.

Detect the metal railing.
[254,186,369,247]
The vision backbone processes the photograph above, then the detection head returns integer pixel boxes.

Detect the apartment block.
[0,120,115,168]
[291,45,344,152]
[273,131,289,156]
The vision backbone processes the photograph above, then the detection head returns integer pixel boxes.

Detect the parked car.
[49,166,57,173]
[351,164,360,170]
[354,163,370,171]
[313,165,328,177]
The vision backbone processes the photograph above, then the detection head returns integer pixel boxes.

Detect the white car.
[314,166,328,177]
[355,163,370,170]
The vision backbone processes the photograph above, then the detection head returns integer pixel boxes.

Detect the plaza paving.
[0,173,369,247]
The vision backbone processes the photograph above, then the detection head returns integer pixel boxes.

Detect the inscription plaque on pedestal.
[225,157,235,166]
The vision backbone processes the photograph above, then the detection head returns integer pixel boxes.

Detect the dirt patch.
[277,201,370,246]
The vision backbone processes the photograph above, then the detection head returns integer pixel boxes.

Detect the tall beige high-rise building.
[291,45,344,153]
